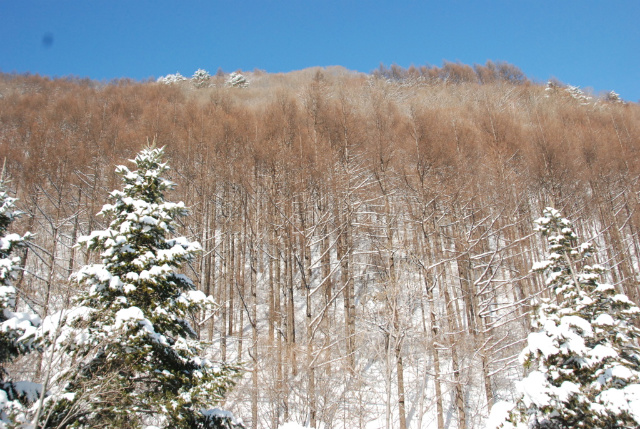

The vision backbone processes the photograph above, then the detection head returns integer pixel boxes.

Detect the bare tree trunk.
[250,235,259,429]
[337,204,355,373]
[43,226,59,322]
[306,275,317,429]
[395,335,407,429]
[268,232,276,345]
[440,229,467,429]
[274,236,284,428]
[207,199,216,341]
[322,225,332,305]
[220,227,228,361]
[66,188,81,281]
[285,220,297,375]
[228,232,235,358]
[425,274,445,429]
[237,229,245,362]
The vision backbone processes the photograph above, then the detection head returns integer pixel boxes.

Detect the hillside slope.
[1,65,639,429]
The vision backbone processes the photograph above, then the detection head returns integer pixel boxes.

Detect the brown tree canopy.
[1,64,639,429]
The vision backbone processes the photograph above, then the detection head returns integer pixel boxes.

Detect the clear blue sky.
[1,1,639,101]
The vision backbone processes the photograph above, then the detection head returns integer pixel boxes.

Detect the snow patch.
[593,313,615,326]
[531,260,552,271]
[522,331,557,360]
[486,401,517,429]
[518,371,551,407]
[278,423,315,429]
[12,381,41,403]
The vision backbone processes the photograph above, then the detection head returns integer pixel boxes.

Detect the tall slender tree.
[1,177,38,427]
[489,207,640,429]
[35,147,240,429]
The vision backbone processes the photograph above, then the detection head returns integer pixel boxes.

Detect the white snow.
[522,331,558,360]
[609,365,634,380]
[278,423,315,429]
[595,282,615,292]
[557,380,580,402]
[531,260,552,271]
[589,344,618,361]
[518,371,551,407]
[1,306,41,337]
[12,381,41,403]
[157,73,187,84]
[0,388,7,407]
[114,306,145,327]
[598,384,640,422]
[485,401,519,429]
[593,313,615,326]
[560,315,593,337]
[114,306,168,346]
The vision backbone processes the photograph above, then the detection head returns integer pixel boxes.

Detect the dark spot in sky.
[42,32,54,48]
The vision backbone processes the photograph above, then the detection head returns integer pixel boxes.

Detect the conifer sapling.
[36,147,239,429]
[487,207,640,429]
[0,178,38,428]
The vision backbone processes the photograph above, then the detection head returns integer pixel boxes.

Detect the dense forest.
[1,61,639,429]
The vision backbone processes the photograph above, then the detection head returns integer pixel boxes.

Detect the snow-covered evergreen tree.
[157,72,188,85]
[544,80,562,97]
[565,85,593,105]
[0,179,38,428]
[226,72,248,88]
[488,207,640,429]
[37,147,240,429]
[192,69,211,88]
[605,90,624,104]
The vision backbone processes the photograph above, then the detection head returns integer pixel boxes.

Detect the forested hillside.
[1,63,639,429]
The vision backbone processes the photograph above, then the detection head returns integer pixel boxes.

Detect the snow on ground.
[278,423,314,429]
